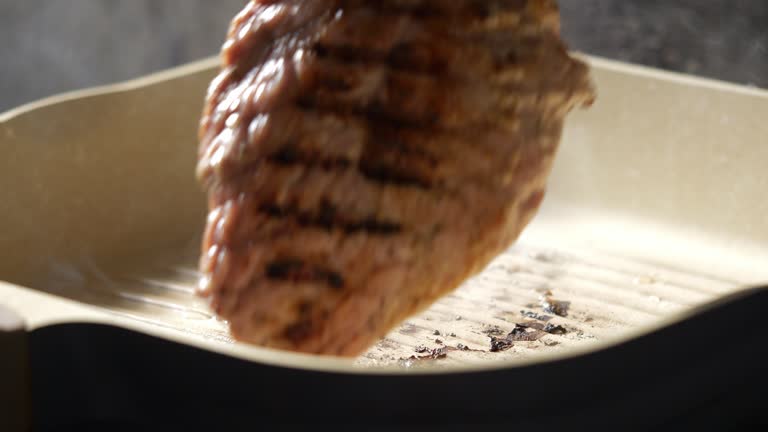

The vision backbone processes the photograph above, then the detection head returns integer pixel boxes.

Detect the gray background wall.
[1,0,766,112]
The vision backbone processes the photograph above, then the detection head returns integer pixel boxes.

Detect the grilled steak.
[197,0,595,356]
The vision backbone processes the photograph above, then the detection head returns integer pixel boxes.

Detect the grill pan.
[1,57,767,429]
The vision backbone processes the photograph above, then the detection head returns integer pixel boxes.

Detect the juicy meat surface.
[197,0,595,357]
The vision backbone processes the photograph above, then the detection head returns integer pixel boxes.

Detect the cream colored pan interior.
[1,56,767,373]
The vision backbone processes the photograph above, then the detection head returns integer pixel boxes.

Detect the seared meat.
[197,0,595,356]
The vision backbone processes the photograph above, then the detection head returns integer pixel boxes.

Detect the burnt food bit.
[519,320,569,335]
[483,326,506,337]
[489,337,514,353]
[521,310,553,322]
[543,323,568,335]
[540,293,571,317]
[196,0,595,356]
[487,321,561,352]
[507,324,545,342]
[403,346,451,363]
[425,347,449,360]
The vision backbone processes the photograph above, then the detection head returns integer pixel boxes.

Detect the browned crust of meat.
[197,0,595,356]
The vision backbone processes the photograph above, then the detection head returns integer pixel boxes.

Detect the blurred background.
[0,0,766,112]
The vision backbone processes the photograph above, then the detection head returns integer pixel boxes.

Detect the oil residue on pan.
[39,236,739,369]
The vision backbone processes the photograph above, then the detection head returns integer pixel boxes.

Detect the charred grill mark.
[367,124,440,164]
[315,69,357,91]
[269,146,300,164]
[316,199,338,229]
[297,96,440,129]
[388,43,449,75]
[367,135,440,168]
[283,319,314,344]
[360,126,440,189]
[313,43,384,64]
[325,272,345,290]
[266,259,345,290]
[350,219,403,235]
[361,108,441,134]
[287,107,465,168]
[472,2,493,19]
[304,41,541,127]
[314,36,548,83]
[297,300,314,317]
[258,203,403,235]
[267,147,352,170]
[358,160,433,189]
[265,259,304,279]
[314,42,447,75]
[258,109,438,191]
